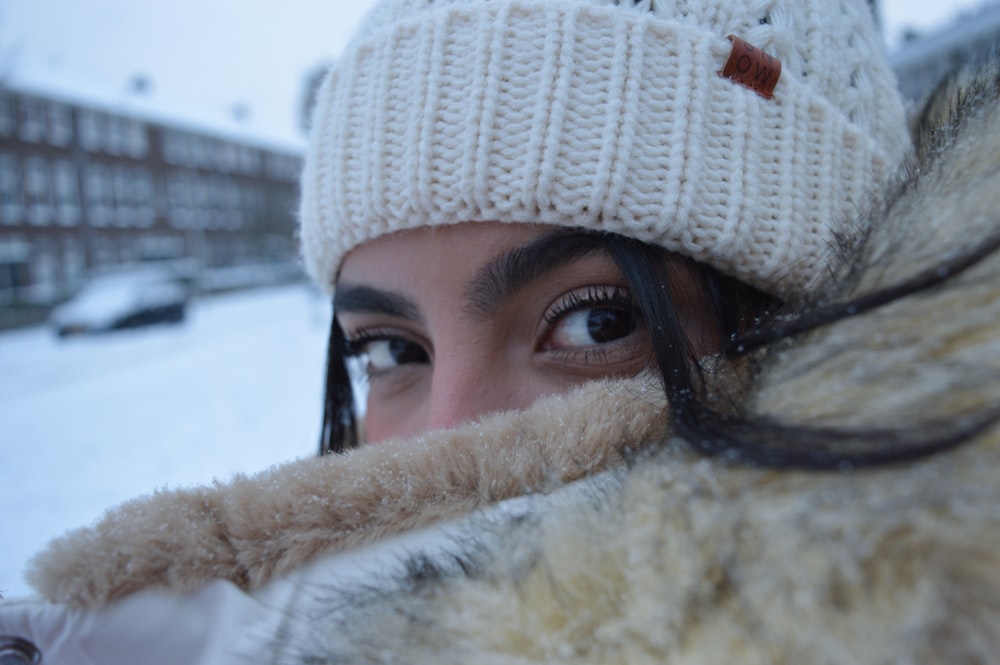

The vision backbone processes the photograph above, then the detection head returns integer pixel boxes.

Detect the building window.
[134,167,155,227]
[125,120,148,158]
[84,163,113,226]
[153,172,168,217]
[167,171,194,228]
[193,177,211,229]
[105,115,128,155]
[188,135,207,169]
[221,178,242,229]
[30,242,59,302]
[92,235,118,268]
[162,131,192,166]
[237,145,260,175]
[0,154,22,224]
[61,241,85,293]
[19,97,46,143]
[179,133,195,167]
[79,110,101,152]
[47,103,74,146]
[134,234,184,261]
[206,175,225,229]
[241,184,263,228]
[24,157,52,225]
[0,95,15,137]
[161,131,177,164]
[218,142,239,172]
[53,160,80,226]
[266,153,301,182]
[206,139,223,171]
[0,236,31,305]
[112,165,137,226]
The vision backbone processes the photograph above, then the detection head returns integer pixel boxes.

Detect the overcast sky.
[1,0,994,143]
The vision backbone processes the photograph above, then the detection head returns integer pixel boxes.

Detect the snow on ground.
[0,284,330,600]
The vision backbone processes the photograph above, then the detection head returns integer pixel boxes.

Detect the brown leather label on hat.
[721,35,781,99]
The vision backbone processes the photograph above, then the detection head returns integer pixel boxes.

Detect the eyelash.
[341,286,639,371]
[542,285,636,325]
[342,327,432,385]
[539,285,642,367]
[343,328,410,357]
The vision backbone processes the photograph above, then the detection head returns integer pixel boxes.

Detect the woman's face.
[336,222,706,444]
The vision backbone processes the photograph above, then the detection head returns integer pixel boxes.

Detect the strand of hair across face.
[724,231,1000,358]
[674,230,1000,470]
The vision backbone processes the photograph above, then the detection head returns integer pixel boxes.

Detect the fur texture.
[24,58,1000,663]
[26,374,674,607]
[267,59,1000,662]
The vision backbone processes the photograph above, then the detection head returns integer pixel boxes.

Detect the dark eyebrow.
[464,229,611,318]
[334,283,423,322]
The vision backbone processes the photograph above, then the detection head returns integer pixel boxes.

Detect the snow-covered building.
[891,2,1000,102]
[0,66,304,324]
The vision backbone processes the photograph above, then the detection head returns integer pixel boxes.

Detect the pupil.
[389,338,426,364]
[587,308,634,343]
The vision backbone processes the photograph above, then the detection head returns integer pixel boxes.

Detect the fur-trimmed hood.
[11,58,1000,663]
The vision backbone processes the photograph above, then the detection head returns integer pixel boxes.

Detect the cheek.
[363,389,427,445]
[504,367,598,411]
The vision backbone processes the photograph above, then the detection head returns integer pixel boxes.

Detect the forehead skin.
[338,222,557,293]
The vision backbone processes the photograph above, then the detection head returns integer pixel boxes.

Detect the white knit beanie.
[300,0,910,300]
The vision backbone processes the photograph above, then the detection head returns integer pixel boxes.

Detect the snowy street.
[0,284,329,600]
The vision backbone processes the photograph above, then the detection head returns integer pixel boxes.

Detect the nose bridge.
[426,351,518,431]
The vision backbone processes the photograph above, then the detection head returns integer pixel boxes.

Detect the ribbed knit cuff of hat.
[300,0,910,301]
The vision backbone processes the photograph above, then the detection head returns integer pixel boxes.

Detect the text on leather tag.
[721,35,781,99]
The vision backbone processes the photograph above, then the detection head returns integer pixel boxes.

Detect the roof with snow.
[3,60,306,154]
[891,2,1000,68]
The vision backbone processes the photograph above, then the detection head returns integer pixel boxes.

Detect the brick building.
[0,68,303,321]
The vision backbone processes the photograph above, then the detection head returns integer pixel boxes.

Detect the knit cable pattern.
[300,0,909,299]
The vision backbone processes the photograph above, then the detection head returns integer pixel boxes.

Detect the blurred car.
[50,267,190,338]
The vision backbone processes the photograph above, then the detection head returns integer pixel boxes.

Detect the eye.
[549,307,636,348]
[347,334,429,373]
[541,285,640,351]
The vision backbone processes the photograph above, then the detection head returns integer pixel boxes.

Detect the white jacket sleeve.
[0,579,292,665]
[0,501,529,664]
